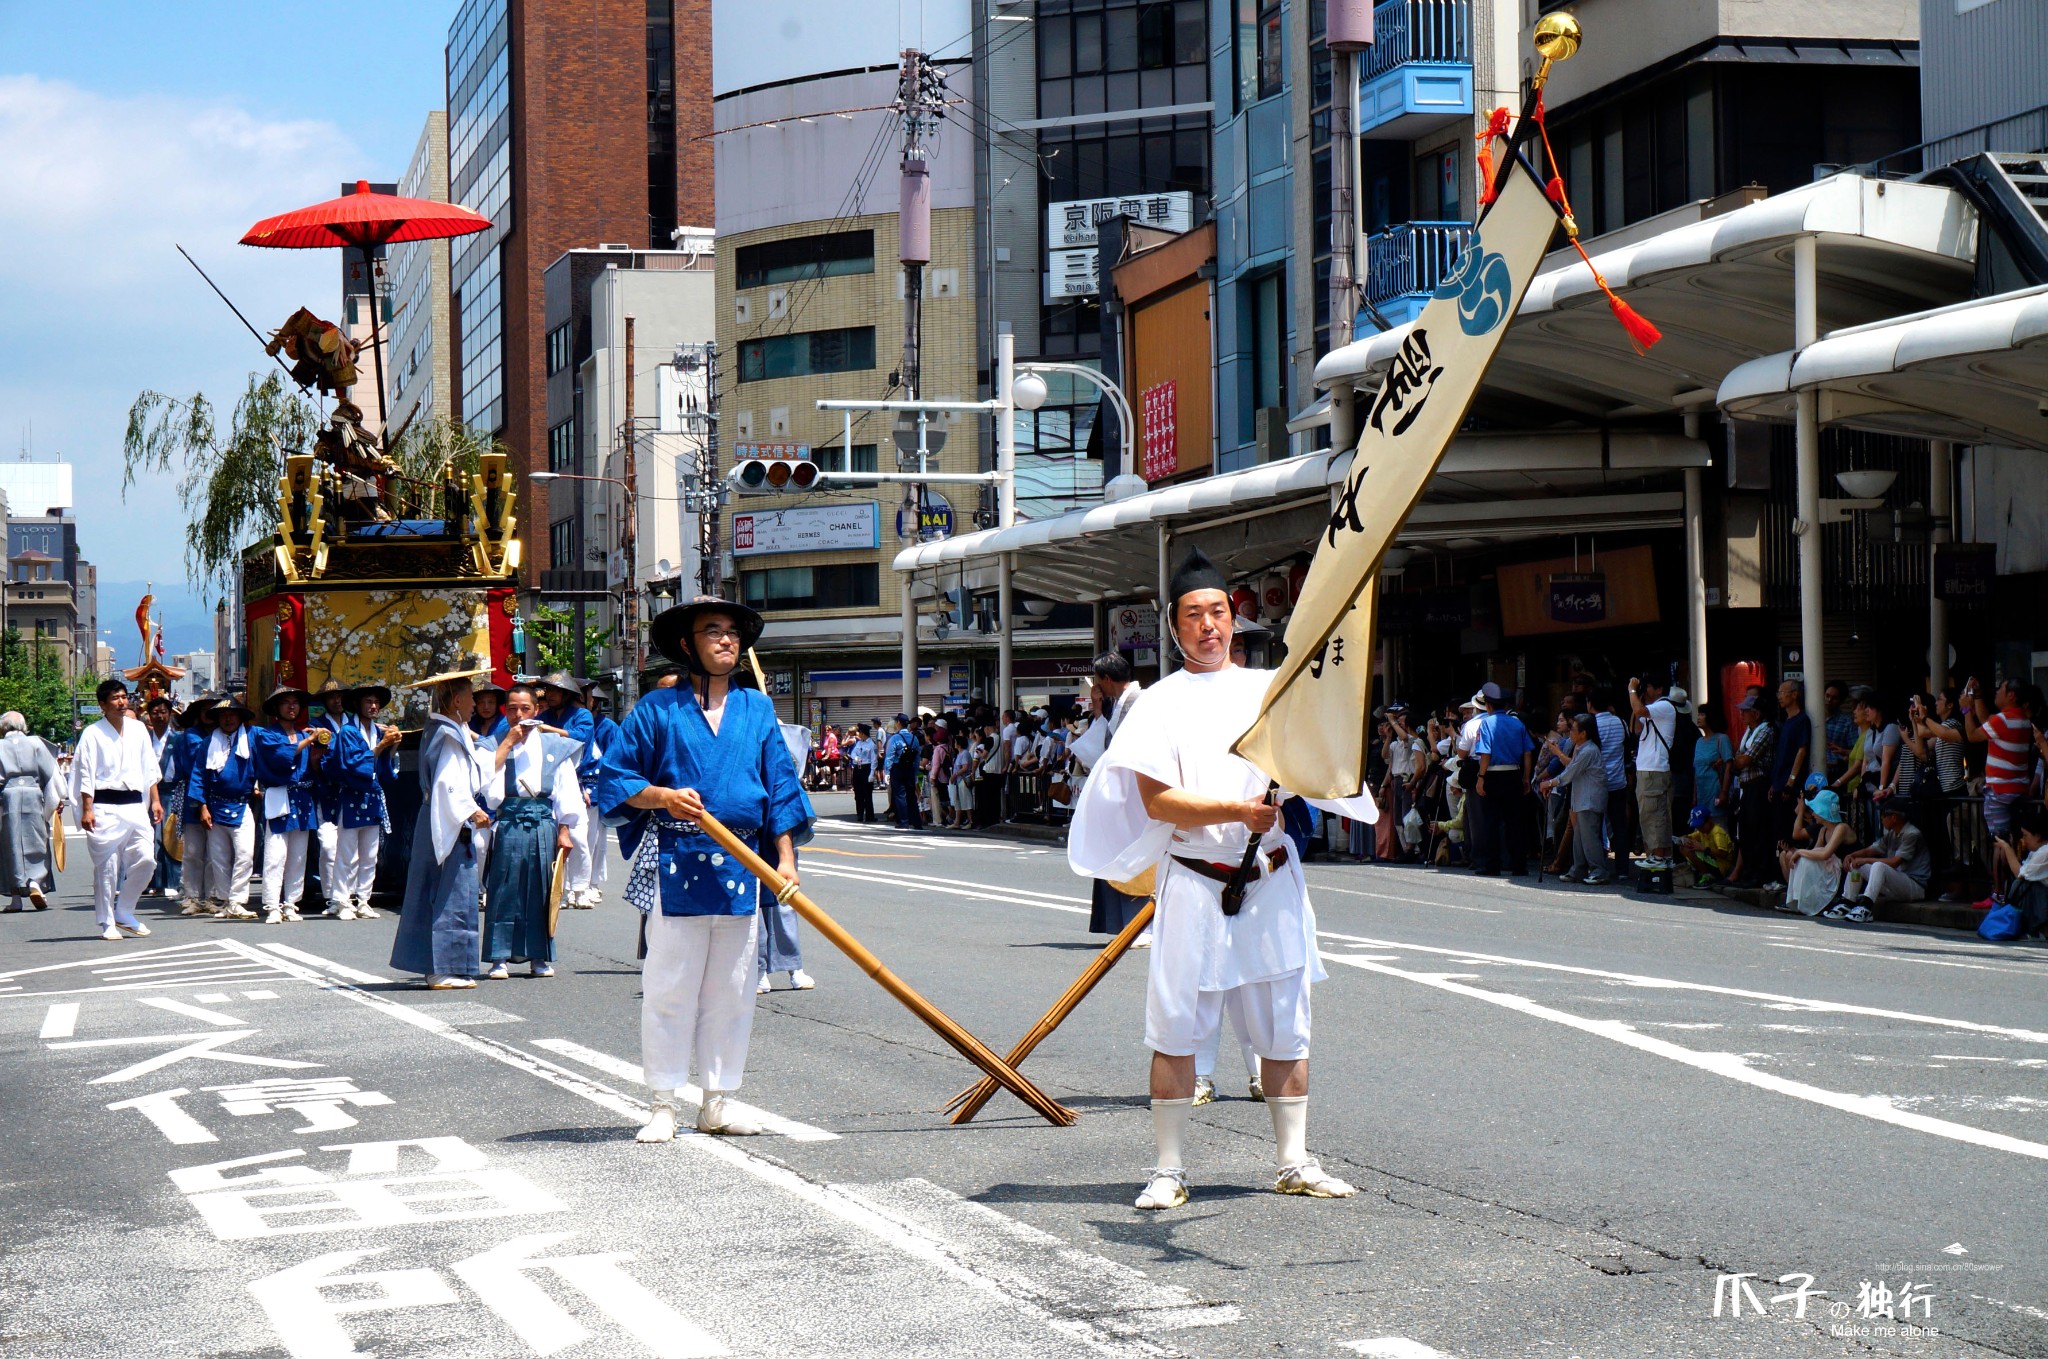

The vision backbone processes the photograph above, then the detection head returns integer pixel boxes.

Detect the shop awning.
[893,432,1707,601]
[1716,283,2048,450]
[1316,174,1979,426]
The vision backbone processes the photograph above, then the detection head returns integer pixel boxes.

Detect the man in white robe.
[74,679,164,941]
[1068,547,1370,1210]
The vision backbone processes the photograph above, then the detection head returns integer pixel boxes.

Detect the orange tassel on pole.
[1475,106,1512,206]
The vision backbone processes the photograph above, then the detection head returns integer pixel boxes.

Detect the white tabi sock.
[1268,1095,1309,1168]
[1150,1097,1192,1172]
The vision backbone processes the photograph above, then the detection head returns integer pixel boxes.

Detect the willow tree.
[123,371,318,596]
[123,372,504,593]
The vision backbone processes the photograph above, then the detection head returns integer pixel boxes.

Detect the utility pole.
[622,314,639,679]
[673,341,722,600]
[896,46,943,717]
[1327,3,1374,348]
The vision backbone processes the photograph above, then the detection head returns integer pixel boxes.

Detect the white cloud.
[0,74,367,593]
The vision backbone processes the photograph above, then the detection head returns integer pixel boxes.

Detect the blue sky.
[0,1,456,659]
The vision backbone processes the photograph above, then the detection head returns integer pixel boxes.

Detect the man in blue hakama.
[480,682,582,980]
[390,670,494,990]
[597,597,814,1142]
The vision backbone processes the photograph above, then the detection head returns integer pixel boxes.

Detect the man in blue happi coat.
[566,675,621,909]
[251,686,325,925]
[309,681,352,914]
[597,596,814,1143]
[884,713,924,830]
[391,669,494,990]
[480,681,582,979]
[172,696,221,915]
[330,683,401,920]
[187,696,260,920]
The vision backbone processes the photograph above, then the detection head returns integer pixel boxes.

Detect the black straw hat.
[649,596,765,674]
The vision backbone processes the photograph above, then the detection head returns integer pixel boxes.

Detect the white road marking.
[1763,940,2040,976]
[141,996,247,1026]
[257,940,388,984]
[104,1087,217,1145]
[530,1037,838,1142]
[1342,1339,1460,1359]
[1970,1293,2048,1323]
[217,938,1233,1358]
[1322,950,2048,1162]
[0,940,221,981]
[195,993,231,1003]
[38,1002,78,1038]
[452,1231,727,1358]
[1306,882,1503,914]
[1314,928,2048,1045]
[241,989,279,1000]
[803,864,1090,915]
[48,1030,322,1084]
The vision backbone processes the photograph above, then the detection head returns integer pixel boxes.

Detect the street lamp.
[529,470,639,685]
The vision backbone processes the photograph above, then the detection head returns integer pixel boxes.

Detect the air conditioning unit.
[1253,406,1288,462]
[734,295,752,325]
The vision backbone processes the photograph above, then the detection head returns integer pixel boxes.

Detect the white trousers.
[206,816,256,907]
[89,802,156,930]
[1147,970,1313,1062]
[641,912,760,1092]
[316,821,339,904]
[335,825,382,906]
[1863,861,1925,904]
[1194,990,1260,1081]
[182,821,212,903]
[262,829,311,911]
[565,804,605,897]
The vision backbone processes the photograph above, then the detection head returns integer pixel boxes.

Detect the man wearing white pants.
[74,679,164,941]
[1837,804,1932,923]
[309,682,351,915]
[189,697,260,920]
[253,686,324,924]
[568,681,621,909]
[330,683,399,919]
[596,597,814,1144]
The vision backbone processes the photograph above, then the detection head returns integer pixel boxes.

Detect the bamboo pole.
[946,898,1155,1124]
[691,807,1076,1127]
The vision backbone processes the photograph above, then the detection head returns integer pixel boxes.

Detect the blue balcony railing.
[1360,0,1471,81]
[1363,221,1476,326]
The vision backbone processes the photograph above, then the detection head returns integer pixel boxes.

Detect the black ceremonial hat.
[1167,547,1229,608]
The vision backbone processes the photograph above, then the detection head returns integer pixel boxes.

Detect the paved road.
[4,799,2045,1359]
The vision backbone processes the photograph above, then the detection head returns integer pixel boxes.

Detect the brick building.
[444,0,712,596]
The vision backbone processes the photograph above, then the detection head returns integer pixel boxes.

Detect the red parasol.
[240,179,490,251]
[241,182,492,440]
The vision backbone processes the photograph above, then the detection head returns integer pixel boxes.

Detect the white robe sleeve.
[1065,687,1179,883]
[427,728,486,864]
[548,753,584,828]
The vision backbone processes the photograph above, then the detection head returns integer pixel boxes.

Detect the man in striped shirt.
[1965,677,2037,891]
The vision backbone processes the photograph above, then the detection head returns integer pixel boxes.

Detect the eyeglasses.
[695,626,743,641]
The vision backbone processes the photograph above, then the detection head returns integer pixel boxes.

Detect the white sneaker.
[789,969,815,990]
[1134,1168,1189,1210]
[756,975,773,995]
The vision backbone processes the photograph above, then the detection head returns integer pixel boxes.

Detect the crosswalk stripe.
[1342,1339,1460,1359]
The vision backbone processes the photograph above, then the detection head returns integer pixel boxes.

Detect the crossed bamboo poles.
[696,808,1077,1127]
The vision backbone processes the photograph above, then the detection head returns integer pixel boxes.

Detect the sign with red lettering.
[1140,381,1177,482]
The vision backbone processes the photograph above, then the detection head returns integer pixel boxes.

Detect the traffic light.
[729,455,819,494]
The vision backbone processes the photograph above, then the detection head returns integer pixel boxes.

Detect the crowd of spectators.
[798,657,2047,932]
[1346,668,2046,928]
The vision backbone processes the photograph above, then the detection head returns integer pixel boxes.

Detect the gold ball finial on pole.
[1532,12,1582,90]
